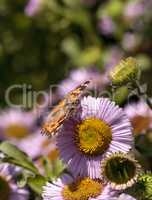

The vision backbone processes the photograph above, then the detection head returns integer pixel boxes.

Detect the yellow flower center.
[0,176,11,200]
[5,124,29,139]
[62,178,102,200]
[75,118,112,156]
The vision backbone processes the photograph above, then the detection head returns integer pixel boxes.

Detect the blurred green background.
[0,0,152,107]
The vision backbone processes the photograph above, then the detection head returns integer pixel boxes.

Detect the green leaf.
[41,156,65,179]
[28,175,47,195]
[17,174,28,188]
[0,141,39,174]
[17,170,35,188]
[52,159,65,179]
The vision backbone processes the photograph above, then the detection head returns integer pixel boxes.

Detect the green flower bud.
[110,57,140,85]
[113,86,129,105]
[127,172,152,200]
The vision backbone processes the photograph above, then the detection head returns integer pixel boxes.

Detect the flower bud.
[127,172,152,200]
[113,86,129,105]
[110,57,140,85]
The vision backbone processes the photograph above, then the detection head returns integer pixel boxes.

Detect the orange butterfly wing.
[42,80,90,137]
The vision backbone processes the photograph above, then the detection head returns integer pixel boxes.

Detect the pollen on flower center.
[75,118,112,156]
[5,124,29,139]
[0,176,11,200]
[62,177,103,200]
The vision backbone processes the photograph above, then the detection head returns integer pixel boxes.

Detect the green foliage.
[126,173,152,200]
[28,175,47,195]
[135,132,152,157]
[41,156,65,179]
[0,141,39,174]
[0,141,66,196]
[0,0,151,107]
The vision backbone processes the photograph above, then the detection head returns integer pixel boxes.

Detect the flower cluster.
[41,95,140,199]
[0,57,152,199]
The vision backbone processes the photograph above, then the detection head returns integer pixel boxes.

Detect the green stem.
[134,81,152,109]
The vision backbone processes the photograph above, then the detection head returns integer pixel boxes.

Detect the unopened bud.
[127,172,152,200]
[110,57,140,85]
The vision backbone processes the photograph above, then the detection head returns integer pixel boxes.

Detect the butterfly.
[42,80,90,137]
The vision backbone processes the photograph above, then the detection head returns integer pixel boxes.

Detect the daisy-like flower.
[0,108,36,140]
[101,152,141,190]
[42,174,116,200]
[125,101,152,135]
[57,96,133,178]
[0,163,29,200]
